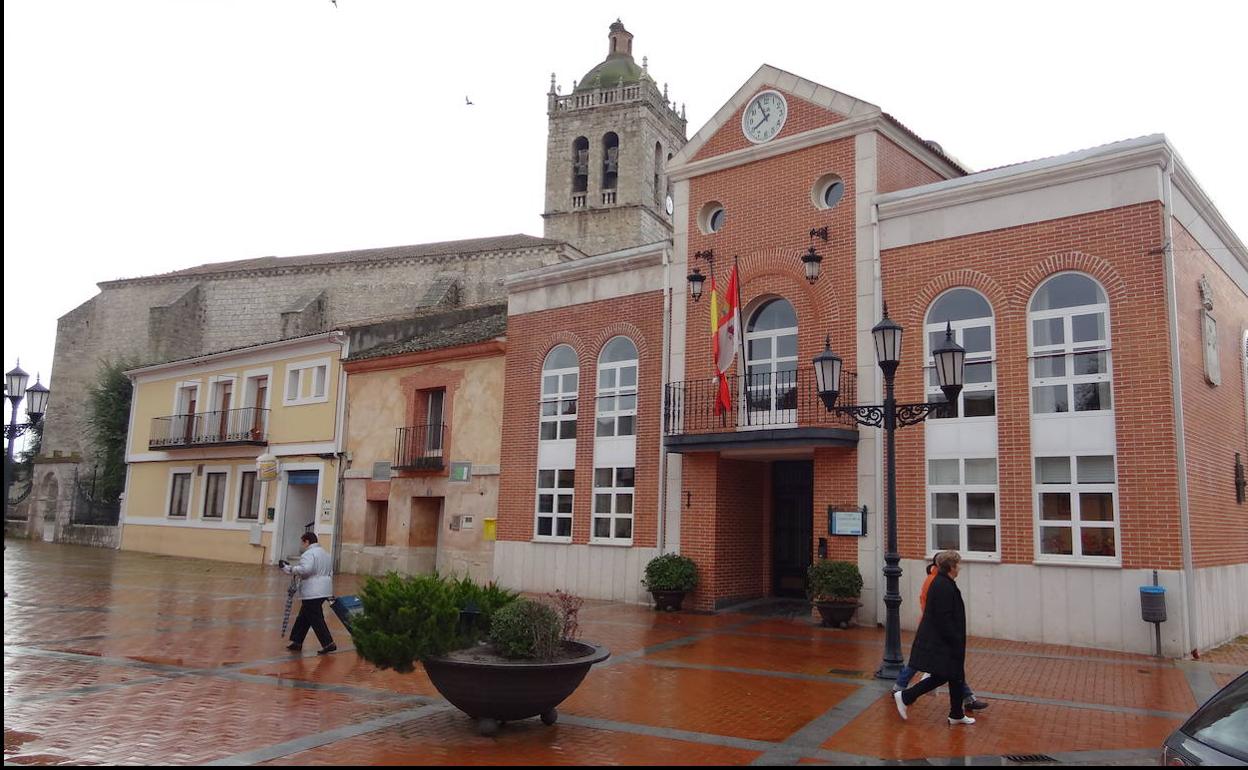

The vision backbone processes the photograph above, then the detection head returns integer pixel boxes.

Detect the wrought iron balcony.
[394,423,448,470]
[149,408,269,449]
[664,369,858,437]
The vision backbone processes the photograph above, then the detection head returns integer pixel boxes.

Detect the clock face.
[742,90,788,144]
[664,194,674,216]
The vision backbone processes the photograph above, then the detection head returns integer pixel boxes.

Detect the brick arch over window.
[1010,252,1128,315]
[735,247,840,324]
[588,323,651,361]
[527,332,587,375]
[901,269,1008,332]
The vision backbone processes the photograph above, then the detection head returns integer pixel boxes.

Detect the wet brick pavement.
[3,541,1243,765]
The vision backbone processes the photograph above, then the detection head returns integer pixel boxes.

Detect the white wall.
[494,541,659,604]
[891,558,1189,657]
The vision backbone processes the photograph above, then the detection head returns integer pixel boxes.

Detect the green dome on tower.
[574,20,653,93]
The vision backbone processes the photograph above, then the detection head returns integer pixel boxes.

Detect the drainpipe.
[331,332,349,572]
[1161,152,1199,656]
[658,244,673,555]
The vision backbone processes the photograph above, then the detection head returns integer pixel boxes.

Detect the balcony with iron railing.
[394,423,448,471]
[663,369,858,452]
[149,408,269,450]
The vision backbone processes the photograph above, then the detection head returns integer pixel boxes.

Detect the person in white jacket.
[283,532,336,654]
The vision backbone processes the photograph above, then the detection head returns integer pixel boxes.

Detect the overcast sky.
[4,0,1246,438]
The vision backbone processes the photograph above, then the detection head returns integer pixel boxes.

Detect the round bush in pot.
[641,553,698,611]
[807,560,863,628]
[351,575,608,736]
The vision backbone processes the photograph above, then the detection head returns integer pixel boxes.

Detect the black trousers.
[290,598,334,648]
[901,674,966,719]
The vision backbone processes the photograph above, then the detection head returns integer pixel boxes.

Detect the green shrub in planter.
[351,573,460,673]
[489,599,562,661]
[642,553,699,592]
[448,576,519,638]
[807,560,863,602]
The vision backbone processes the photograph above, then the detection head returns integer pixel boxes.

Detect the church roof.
[345,304,508,362]
[102,234,563,286]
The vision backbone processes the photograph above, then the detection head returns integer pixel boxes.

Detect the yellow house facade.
[339,306,506,582]
[121,332,348,564]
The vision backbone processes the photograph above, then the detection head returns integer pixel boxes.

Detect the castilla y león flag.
[711,264,741,415]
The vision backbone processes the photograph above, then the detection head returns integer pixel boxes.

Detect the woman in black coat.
[893,550,975,724]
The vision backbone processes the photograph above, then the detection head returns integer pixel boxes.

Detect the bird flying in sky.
[465,96,474,106]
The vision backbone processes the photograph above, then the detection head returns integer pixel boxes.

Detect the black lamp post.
[5,362,49,523]
[811,310,965,680]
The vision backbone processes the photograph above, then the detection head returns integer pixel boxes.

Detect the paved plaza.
[3,541,1244,765]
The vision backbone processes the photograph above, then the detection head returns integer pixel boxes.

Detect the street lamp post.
[4,363,50,523]
[811,309,966,679]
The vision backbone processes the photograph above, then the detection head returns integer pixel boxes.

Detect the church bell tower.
[542,21,688,256]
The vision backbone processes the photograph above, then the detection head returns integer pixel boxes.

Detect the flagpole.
[734,256,750,427]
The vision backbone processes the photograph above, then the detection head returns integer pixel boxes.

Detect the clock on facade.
[742,90,788,144]
[664,194,674,216]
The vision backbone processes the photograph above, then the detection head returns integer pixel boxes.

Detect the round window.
[699,201,727,234]
[823,180,844,208]
[811,174,846,211]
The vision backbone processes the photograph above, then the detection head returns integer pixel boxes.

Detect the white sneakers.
[948,716,977,725]
[893,691,908,720]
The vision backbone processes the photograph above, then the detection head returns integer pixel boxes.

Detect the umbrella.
[280,573,300,637]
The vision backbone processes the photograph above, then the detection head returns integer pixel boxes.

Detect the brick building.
[496,64,1247,656]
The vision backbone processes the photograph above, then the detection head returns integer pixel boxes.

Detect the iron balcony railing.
[664,369,858,435]
[394,423,448,470]
[149,408,270,449]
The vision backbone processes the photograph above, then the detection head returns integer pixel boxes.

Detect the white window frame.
[241,368,272,440]
[926,457,1000,561]
[534,468,575,542]
[540,347,579,442]
[591,466,635,545]
[596,338,638,438]
[925,290,996,421]
[198,466,233,521]
[1028,273,1114,416]
[744,299,799,427]
[236,465,264,521]
[284,358,331,406]
[172,381,202,415]
[166,467,195,519]
[1033,454,1121,566]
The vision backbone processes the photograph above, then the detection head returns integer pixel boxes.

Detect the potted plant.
[351,574,608,736]
[807,559,863,628]
[642,553,698,611]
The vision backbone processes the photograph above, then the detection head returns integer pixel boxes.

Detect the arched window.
[537,345,578,541]
[924,288,998,558]
[602,132,620,191]
[1028,273,1112,414]
[572,137,589,194]
[596,337,638,438]
[653,142,663,204]
[1029,272,1119,562]
[746,299,798,424]
[540,345,578,441]
[593,338,638,544]
[925,289,995,418]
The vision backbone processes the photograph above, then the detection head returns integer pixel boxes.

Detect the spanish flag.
[711,264,741,415]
